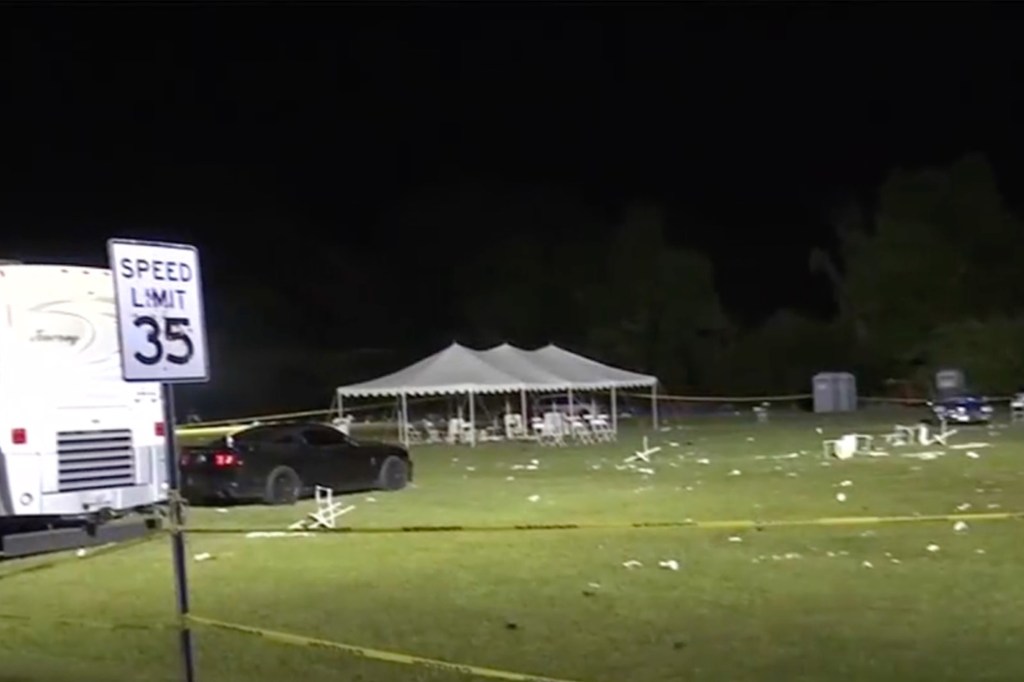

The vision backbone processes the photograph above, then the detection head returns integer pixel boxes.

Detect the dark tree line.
[186,154,1024,418]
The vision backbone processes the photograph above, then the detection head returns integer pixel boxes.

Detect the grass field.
[3,409,1024,682]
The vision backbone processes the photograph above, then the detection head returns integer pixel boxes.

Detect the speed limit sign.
[108,238,210,383]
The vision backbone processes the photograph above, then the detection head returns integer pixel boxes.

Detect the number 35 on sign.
[108,239,210,383]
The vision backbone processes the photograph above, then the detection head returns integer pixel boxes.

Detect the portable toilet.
[812,372,858,413]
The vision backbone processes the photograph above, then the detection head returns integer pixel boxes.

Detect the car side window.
[302,427,349,447]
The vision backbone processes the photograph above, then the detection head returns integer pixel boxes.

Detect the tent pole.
[651,383,659,431]
[469,390,476,447]
[520,388,527,436]
[400,392,409,447]
[611,386,618,437]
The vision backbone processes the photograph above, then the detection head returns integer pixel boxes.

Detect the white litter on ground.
[956,502,972,511]
[902,451,945,460]
[839,480,853,487]
[728,535,743,543]
[527,494,541,503]
[862,560,874,568]
[697,458,710,465]
[926,544,941,553]
[245,531,315,539]
[215,508,229,514]
[658,559,680,571]
[965,451,980,459]
[76,548,87,558]
[728,469,742,476]
[953,521,969,533]
[836,492,847,502]
[949,443,992,450]
[622,560,643,569]
[194,552,213,562]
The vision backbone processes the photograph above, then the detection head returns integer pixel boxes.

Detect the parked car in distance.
[180,422,413,505]
[927,388,994,425]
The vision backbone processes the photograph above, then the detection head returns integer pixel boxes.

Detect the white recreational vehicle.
[0,262,169,530]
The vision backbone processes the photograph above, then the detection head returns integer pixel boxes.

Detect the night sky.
[1,5,1021,350]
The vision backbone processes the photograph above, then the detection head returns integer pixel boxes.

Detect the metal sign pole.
[163,382,197,682]
[108,238,210,682]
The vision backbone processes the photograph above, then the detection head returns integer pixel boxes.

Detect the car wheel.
[264,466,302,506]
[378,456,409,492]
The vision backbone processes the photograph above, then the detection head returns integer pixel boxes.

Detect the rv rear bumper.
[9,485,170,517]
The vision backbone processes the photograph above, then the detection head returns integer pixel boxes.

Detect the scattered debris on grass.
[696,458,710,465]
[956,502,972,511]
[926,544,941,553]
[965,451,981,459]
[622,560,643,569]
[728,535,743,543]
[839,480,853,487]
[658,559,680,571]
[903,451,945,460]
[245,531,315,539]
[836,492,847,502]
[954,521,969,533]
[194,552,213,562]
[728,469,742,476]
[862,560,874,568]
[365,496,377,503]
[527,494,541,503]
[215,508,229,514]
[950,443,992,450]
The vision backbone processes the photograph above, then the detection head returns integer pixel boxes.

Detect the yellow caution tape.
[624,392,812,403]
[179,510,1022,537]
[188,614,588,682]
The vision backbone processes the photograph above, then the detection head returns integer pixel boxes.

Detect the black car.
[180,422,413,505]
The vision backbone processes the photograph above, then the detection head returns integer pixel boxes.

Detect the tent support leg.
[611,386,618,437]
[651,384,659,431]
[469,390,476,447]
[400,392,409,447]
[520,388,527,438]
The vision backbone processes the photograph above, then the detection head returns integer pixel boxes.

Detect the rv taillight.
[213,452,240,468]
[11,428,26,445]
[155,422,165,437]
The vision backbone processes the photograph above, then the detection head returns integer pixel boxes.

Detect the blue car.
[928,390,994,425]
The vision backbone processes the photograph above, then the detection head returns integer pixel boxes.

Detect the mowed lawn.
[2,409,1024,682]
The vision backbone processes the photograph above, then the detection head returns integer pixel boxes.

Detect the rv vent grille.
[57,429,135,492]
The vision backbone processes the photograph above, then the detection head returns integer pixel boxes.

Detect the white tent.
[335,342,529,446]
[335,342,524,397]
[498,343,659,433]
[335,341,661,446]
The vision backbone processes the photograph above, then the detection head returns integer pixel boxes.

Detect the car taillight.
[213,451,241,468]
[155,422,165,437]
[11,428,26,445]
